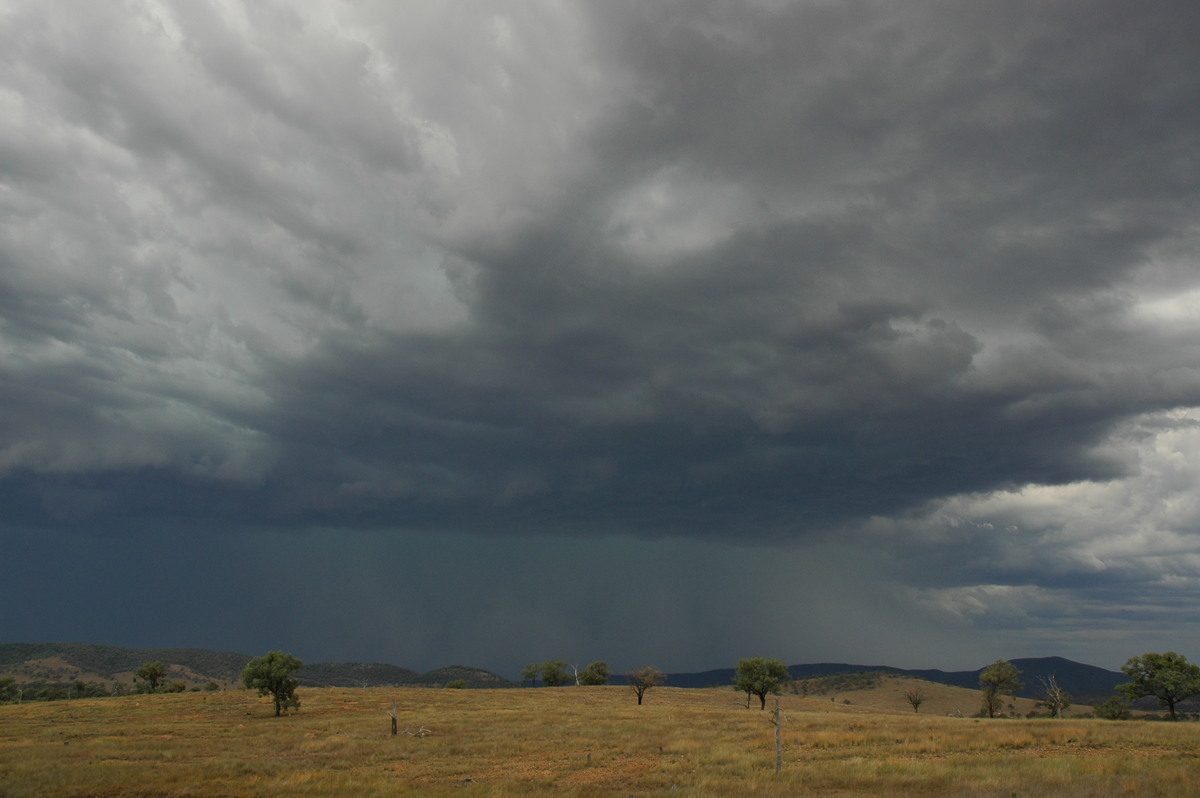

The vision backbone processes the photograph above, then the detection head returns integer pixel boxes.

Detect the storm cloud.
[4,0,1200,675]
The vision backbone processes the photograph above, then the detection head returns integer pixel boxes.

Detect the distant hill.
[297,662,513,689]
[654,656,1126,705]
[0,644,1129,703]
[0,642,250,687]
[0,643,516,690]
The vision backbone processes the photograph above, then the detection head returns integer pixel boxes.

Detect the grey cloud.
[5,0,1200,670]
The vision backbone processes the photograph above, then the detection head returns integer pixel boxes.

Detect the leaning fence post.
[770,698,783,773]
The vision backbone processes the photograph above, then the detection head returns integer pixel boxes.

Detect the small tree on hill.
[520,663,539,687]
[904,685,926,713]
[578,661,611,686]
[241,651,303,716]
[979,659,1023,718]
[135,661,167,693]
[1119,651,1200,721]
[540,660,571,687]
[733,657,790,710]
[627,666,665,705]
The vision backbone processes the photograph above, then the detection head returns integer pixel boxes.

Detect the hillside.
[0,643,250,688]
[0,643,1131,704]
[657,656,1126,706]
[0,643,515,690]
[297,662,513,689]
[791,672,1052,717]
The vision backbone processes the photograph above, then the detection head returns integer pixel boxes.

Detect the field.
[2,681,1198,797]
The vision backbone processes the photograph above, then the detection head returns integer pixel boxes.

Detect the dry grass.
[1,685,1197,796]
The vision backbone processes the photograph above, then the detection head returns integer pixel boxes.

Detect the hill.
[297,662,513,689]
[0,643,515,690]
[0,644,1127,702]
[652,656,1126,705]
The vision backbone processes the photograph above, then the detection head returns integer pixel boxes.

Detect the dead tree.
[388,700,398,735]
[1036,675,1070,719]
[904,686,926,713]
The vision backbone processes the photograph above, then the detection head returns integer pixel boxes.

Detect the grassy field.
[1,683,1197,797]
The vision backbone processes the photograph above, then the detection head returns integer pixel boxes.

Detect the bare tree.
[904,685,926,713]
[1036,675,1070,719]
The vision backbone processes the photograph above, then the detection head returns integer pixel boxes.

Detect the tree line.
[723,652,1200,720]
[7,648,1200,721]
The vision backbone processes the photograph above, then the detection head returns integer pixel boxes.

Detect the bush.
[1093,695,1132,720]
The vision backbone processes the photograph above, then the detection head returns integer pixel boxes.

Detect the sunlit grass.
[2,686,1198,796]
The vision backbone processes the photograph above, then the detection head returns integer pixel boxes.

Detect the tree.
[578,661,611,686]
[1036,674,1070,719]
[520,663,539,687]
[241,651,303,716]
[904,685,926,713]
[626,666,665,705]
[733,657,791,710]
[1093,694,1132,720]
[135,661,167,693]
[444,679,467,689]
[979,659,1023,718]
[1118,651,1200,721]
[540,660,571,687]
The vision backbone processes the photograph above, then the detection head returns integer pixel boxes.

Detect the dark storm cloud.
[5,0,1200,670]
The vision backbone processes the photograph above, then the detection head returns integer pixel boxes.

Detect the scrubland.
[1,683,1197,796]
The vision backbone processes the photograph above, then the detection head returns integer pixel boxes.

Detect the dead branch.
[400,726,433,737]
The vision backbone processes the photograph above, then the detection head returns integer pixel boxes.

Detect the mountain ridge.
[0,643,514,689]
[655,655,1125,704]
[0,643,1126,703]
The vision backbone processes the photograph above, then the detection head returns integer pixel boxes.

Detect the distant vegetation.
[5,643,1200,720]
[0,644,514,702]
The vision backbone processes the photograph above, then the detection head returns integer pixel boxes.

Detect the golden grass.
[1,686,1198,796]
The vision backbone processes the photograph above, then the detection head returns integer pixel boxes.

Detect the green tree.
[1093,694,1132,720]
[135,661,167,693]
[444,679,467,689]
[1119,651,1200,721]
[578,661,611,686]
[626,666,665,705]
[979,659,1023,718]
[520,663,540,687]
[733,657,791,710]
[37,685,68,701]
[540,660,571,687]
[0,677,14,703]
[241,651,303,716]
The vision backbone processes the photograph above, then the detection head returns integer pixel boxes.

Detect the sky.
[3,0,1200,680]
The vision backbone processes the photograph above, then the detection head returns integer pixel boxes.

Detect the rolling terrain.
[0,642,1130,707]
[3,684,1198,796]
[0,643,514,690]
